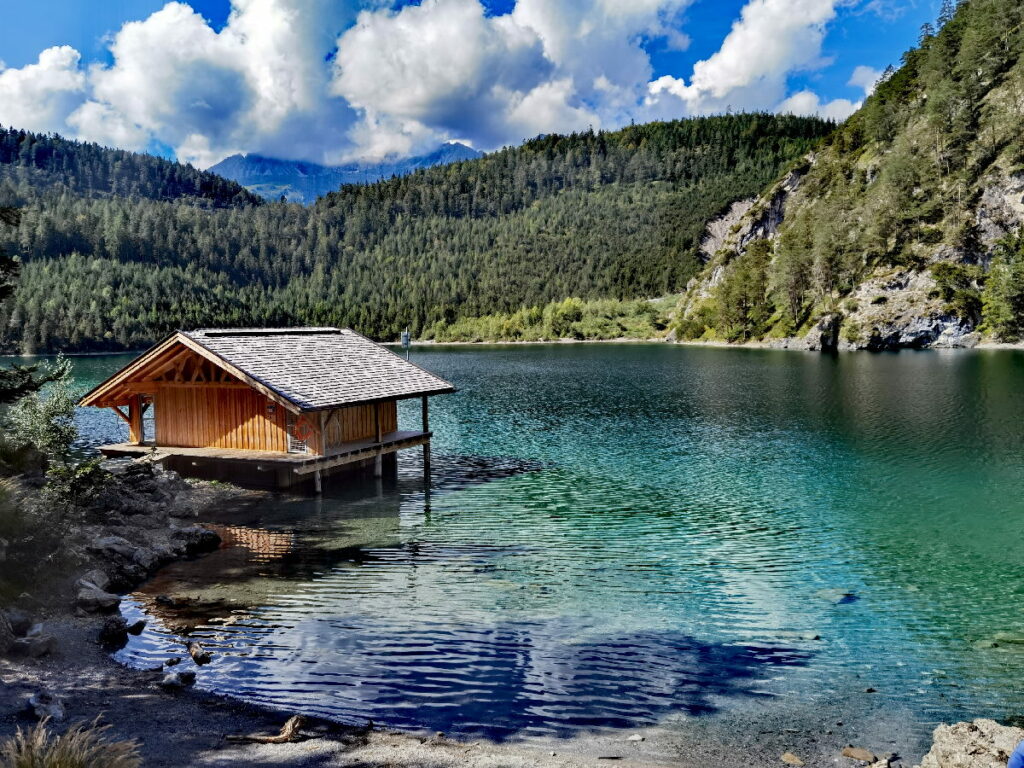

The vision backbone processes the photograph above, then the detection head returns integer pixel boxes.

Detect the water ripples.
[66,345,1024,739]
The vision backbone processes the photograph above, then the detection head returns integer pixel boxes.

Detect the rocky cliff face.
[671,0,1024,352]
[674,134,1024,353]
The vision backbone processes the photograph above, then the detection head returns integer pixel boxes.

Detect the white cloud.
[776,89,859,121]
[70,0,364,167]
[0,0,871,166]
[331,0,693,158]
[848,64,883,96]
[646,0,843,117]
[0,46,86,134]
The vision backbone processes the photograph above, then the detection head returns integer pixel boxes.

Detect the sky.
[0,0,939,169]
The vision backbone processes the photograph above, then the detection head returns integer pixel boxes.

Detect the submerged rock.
[842,746,877,763]
[916,719,1024,768]
[172,525,222,557]
[187,640,212,665]
[993,632,1024,645]
[127,619,147,635]
[815,588,858,604]
[781,752,805,766]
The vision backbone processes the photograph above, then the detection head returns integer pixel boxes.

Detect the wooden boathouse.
[79,328,455,490]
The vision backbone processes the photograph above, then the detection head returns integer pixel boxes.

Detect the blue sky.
[0,0,939,167]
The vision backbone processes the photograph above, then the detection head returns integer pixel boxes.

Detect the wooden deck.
[99,429,431,477]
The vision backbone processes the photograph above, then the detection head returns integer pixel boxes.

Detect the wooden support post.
[373,403,383,477]
[314,469,322,495]
[128,395,144,445]
[421,395,431,480]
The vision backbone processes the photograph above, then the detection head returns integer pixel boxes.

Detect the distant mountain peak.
[208,142,483,204]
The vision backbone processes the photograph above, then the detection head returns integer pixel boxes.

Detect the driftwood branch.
[226,715,306,744]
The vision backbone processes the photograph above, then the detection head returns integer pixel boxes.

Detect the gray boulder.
[12,631,57,658]
[916,719,1024,768]
[76,569,111,593]
[2,607,31,637]
[131,546,159,571]
[98,616,129,650]
[88,535,137,560]
[26,690,65,721]
[76,585,121,614]
[159,670,196,689]
[171,526,221,556]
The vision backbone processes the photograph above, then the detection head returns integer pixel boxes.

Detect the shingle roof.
[183,328,455,411]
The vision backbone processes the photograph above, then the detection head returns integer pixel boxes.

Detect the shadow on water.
[281,621,811,739]
[119,606,810,740]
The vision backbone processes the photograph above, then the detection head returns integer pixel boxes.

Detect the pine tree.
[0,207,64,403]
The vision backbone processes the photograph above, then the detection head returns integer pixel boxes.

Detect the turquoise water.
[63,346,1024,741]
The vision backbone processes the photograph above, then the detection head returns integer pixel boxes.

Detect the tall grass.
[0,718,140,768]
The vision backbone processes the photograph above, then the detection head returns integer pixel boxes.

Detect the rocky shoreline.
[1,457,1022,767]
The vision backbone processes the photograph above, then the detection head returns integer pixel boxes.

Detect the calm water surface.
[62,345,1024,740]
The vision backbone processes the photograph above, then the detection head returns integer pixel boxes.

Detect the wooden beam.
[111,406,130,424]
[293,433,431,475]
[155,381,250,390]
[128,395,144,444]
[421,395,430,480]
[79,333,184,407]
[176,336,301,415]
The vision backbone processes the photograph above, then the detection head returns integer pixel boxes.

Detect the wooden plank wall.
[323,402,398,450]
[155,385,289,451]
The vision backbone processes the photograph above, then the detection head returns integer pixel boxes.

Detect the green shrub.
[931,261,983,323]
[981,232,1024,339]
[7,357,77,466]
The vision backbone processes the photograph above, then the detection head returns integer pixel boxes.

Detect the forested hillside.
[0,127,261,207]
[675,0,1024,350]
[0,114,831,353]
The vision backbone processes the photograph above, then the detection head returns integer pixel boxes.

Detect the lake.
[62,345,1024,745]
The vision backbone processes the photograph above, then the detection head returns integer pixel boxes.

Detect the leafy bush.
[0,718,141,768]
[981,232,1024,339]
[0,479,80,592]
[427,296,669,342]
[930,261,983,323]
[6,357,77,465]
[44,460,111,509]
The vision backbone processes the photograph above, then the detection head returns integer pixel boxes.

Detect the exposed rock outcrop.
[681,165,808,312]
[977,172,1024,249]
[915,719,1024,768]
[700,198,756,261]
